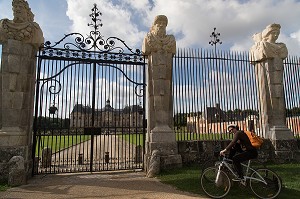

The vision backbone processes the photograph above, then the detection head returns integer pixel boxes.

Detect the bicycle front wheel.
[250,168,282,199]
[201,167,231,198]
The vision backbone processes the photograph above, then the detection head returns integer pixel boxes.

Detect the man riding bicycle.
[220,124,258,181]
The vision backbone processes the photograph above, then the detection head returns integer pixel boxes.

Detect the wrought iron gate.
[32,4,146,174]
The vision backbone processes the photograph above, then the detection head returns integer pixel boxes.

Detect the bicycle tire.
[250,168,282,199]
[201,167,231,198]
[201,159,219,174]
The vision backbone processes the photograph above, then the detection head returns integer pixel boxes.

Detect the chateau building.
[70,99,144,132]
[186,103,259,134]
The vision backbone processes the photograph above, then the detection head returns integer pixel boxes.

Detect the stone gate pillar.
[142,15,182,176]
[0,0,43,182]
[250,24,298,161]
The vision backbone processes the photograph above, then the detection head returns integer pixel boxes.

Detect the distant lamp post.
[49,100,58,115]
[209,27,222,53]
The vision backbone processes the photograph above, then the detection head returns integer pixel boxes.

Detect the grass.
[35,135,91,156]
[120,132,234,147]
[0,183,9,192]
[119,134,144,146]
[157,162,300,199]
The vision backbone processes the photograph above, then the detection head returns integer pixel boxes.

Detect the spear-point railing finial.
[209,27,222,53]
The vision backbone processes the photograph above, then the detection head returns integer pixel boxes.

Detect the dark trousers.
[228,144,258,178]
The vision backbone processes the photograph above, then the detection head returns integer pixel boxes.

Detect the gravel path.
[0,171,206,199]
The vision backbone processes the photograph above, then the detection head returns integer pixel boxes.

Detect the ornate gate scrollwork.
[33,4,146,174]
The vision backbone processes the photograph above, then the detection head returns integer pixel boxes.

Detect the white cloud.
[145,0,299,51]
[66,0,147,52]
[291,30,300,41]
[123,0,151,11]
[0,0,299,55]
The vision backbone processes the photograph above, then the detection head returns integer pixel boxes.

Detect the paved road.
[52,134,135,162]
[0,171,206,199]
[40,134,139,173]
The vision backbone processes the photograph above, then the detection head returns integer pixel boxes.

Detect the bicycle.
[200,156,282,199]
[201,150,266,175]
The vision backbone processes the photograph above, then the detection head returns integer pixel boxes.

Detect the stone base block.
[144,140,183,173]
[8,156,26,186]
[0,162,9,183]
[160,154,182,170]
[147,142,178,156]
[8,168,26,186]
[144,153,182,174]
[0,146,32,183]
[271,139,298,151]
[269,126,294,140]
[150,126,176,142]
[0,128,27,147]
[294,151,300,162]
[273,150,294,163]
[271,139,299,163]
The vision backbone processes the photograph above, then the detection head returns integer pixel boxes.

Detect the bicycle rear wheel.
[201,167,231,198]
[250,168,282,199]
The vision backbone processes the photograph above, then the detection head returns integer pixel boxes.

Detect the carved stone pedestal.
[0,40,38,183]
[145,126,182,175]
[269,126,298,162]
[144,123,184,172]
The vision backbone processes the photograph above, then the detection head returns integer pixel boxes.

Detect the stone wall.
[178,139,299,165]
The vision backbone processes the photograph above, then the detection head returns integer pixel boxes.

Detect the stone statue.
[250,24,288,61]
[142,15,176,131]
[142,15,182,171]
[250,24,288,135]
[0,0,43,48]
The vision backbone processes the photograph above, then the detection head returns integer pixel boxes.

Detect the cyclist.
[220,124,258,181]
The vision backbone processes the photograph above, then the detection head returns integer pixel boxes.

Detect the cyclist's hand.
[220,149,227,156]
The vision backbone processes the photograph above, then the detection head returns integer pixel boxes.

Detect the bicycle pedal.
[240,180,247,186]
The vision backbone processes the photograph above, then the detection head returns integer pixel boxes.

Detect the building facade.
[70,100,144,133]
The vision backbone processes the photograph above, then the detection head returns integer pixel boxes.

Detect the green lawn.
[120,132,234,147]
[118,134,144,146]
[158,162,300,199]
[35,135,91,156]
[0,183,9,192]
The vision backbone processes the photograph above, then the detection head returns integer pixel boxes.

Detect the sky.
[0,0,299,115]
[0,0,300,56]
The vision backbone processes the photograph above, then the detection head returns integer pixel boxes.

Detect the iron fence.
[284,55,300,139]
[32,4,146,174]
[173,48,300,141]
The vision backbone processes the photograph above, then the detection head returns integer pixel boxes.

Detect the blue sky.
[1,0,300,55]
[0,0,299,116]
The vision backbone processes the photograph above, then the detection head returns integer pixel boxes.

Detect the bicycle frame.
[216,157,267,184]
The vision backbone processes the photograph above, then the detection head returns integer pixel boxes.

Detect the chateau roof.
[71,103,142,114]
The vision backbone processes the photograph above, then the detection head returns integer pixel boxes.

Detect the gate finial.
[88,4,103,33]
